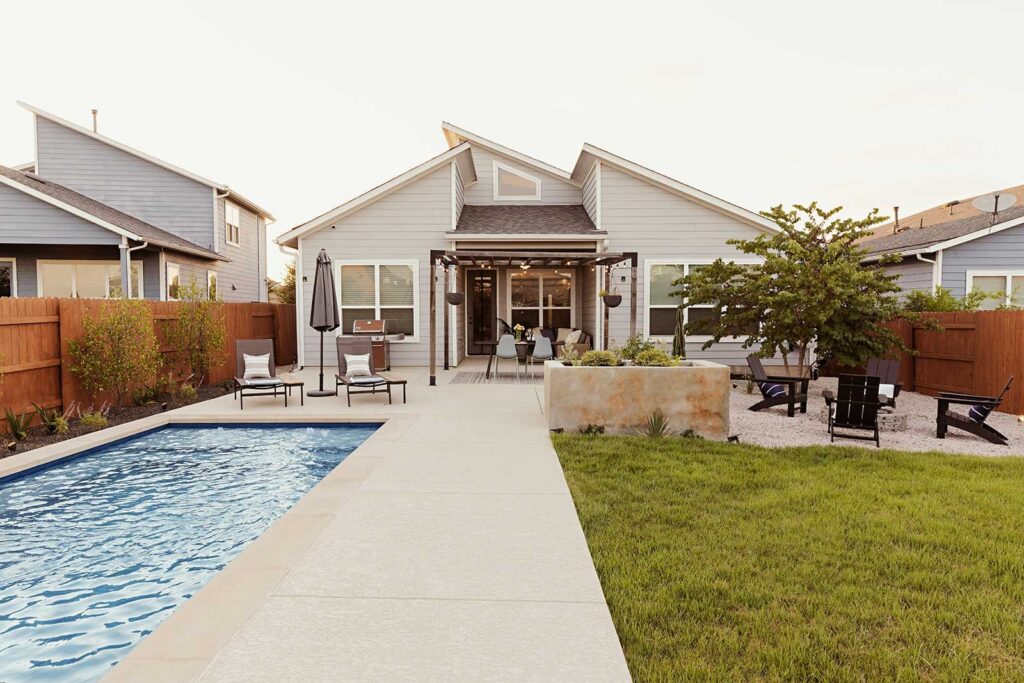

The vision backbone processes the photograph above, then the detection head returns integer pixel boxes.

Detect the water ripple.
[0,423,376,682]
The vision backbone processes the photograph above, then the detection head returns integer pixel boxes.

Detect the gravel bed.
[729,377,1024,457]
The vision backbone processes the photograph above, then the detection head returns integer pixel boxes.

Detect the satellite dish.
[972,192,1017,213]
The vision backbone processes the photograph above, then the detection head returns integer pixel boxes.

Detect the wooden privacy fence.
[0,298,296,419]
[881,311,1024,415]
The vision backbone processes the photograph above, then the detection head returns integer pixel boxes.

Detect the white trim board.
[441,122,577,184]
[277,143,473,248]
[19,101,274,219]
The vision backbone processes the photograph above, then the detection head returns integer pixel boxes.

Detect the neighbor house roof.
[570,143,780,233]
[18,101,274,220]
[277,142,476,248]
[862,204,1024,260]
[867,182,1024,238]
[453,205,604,235]
[0,165,225,260]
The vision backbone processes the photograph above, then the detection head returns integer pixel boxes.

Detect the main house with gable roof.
[279,123,780,370]
[0,102,273,303]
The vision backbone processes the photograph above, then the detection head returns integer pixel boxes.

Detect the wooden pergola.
[428,249,639,386]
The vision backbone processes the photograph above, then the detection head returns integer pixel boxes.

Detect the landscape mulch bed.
[2,384,230,459]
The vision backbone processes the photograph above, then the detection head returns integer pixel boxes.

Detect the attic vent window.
[493,161,541,201]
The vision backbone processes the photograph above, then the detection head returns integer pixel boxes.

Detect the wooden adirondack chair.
[866,358,902,408]
[745,355,809,417]
[936,376,1013,446]
[823,374,882,447]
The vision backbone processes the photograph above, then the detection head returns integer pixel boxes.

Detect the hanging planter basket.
[602,294,622,308]
[445,292,465,305]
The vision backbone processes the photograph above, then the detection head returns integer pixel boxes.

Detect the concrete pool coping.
[2,361,630,682]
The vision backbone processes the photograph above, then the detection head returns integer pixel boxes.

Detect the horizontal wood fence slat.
[0,298,296,430]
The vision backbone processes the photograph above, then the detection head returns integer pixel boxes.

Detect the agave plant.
[635,409,672,438]
[4,408,32,441]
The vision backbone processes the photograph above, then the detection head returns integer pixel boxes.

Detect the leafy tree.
[166,280,228,383]
[273,261,297,304]
[904,286,987,312]
[68,299,163,406]
[675,203,910,376]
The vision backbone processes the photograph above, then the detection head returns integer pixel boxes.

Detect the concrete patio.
[99,358,630,682]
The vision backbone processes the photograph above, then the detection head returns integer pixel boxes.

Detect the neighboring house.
[278,123,780,369]
[863,191,1024,308]
[0,102,273,302]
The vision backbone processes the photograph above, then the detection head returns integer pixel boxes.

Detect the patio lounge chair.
[823,374,881,447]
[745,354,809,417]
[334,336,407,406]
[936,376,1013,445]
[866,358,902,408]
[233,339,287,409]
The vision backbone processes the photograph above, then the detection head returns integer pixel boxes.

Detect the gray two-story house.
[0,102,272,302]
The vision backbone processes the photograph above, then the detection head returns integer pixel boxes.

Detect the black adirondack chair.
[745,355,809,417]
[823,374,881,447]
[936,376,1013,445]
[866,358,902,408]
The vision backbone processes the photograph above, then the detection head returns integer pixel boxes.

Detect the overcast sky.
[3,0,1021,277]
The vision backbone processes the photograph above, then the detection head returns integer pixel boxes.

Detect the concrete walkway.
[103,360,630,682]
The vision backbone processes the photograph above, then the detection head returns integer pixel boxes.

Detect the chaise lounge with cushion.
[233,339,287,409]
[335,336,407,406]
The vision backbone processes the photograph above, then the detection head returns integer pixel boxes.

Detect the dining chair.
[494,334,519,379]
[528,335,554,378]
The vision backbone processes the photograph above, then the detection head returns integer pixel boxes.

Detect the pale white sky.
[3,0,1021,278]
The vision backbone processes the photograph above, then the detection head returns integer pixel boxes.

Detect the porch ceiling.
[431,250,636,268]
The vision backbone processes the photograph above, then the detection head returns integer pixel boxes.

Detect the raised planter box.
[543,360,730,439]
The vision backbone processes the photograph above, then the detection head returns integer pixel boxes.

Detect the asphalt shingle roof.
[454,204,604,235]
[0,165,223,260]
[862,204,1024,256]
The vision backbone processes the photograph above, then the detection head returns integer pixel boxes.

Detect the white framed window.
[967,271,1024,310]
[167,263,181,300]
[492,160,541,201]
[508,268,573,330]
[0,257,16,297]
[207,270,218,300]
[337,260,419,341]
[644,259,760,341]
[225,202,241,246]
[37,260,143,299]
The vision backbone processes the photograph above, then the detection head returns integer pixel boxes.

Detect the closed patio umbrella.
[308,249,340,397]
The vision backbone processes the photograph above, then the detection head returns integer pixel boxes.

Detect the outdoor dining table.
[478,339,535,379]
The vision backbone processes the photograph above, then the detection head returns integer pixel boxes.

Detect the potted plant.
[513,323,525,341]
[600,288,622,308]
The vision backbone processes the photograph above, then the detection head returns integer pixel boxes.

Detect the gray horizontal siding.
[35,117,216,249]
[599,165,780,366]
[300,164,451,367]
[0,184,120,245]
[883,257,934,299]
[214,197,266,302]
[462,147,581,206]
[454,163,465,224]
[941,224,1024,297]
[582,162,598,225]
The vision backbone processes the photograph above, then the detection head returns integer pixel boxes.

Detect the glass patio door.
[467,269,497,355]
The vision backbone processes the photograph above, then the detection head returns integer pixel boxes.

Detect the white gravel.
[729,376,1024,457]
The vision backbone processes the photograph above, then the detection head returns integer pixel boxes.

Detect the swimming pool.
[0,423,378,682]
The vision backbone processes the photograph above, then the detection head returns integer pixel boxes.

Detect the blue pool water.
[0,423,378,682]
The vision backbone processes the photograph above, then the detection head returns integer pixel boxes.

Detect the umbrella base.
[306,389,336,397]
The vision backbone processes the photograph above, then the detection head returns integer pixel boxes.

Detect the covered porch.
[428,249,638,386]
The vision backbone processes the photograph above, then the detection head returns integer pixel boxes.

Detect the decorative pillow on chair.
[565,329,583,345]
[968,403,993,423]
[243,353,271,379]
[345,353,372,377]
[759,382,786,399]
[556,327,573,343]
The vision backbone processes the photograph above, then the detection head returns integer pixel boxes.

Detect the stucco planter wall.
[543,360,731,439]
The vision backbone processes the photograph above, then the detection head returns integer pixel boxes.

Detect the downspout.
[915,252,939,291]
[118,237,149,298]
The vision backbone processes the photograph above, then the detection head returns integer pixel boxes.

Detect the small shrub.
[745,379,756,395]
[558,344,582,366]
[618,334,657,361]
[32,403,62,433]
[904,286,988,312]
[579,424,605,436]
[4,408,31,441]
[79,412,109,430]
[68,299,163,406]
[52,416,69,435]
[580,350,619,367]
[179,383,198,403]
[634,348,679,367]
[167,280,228,381]
[635,409,672,438]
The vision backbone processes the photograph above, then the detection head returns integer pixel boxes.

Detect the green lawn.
[553,435,1024,681]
